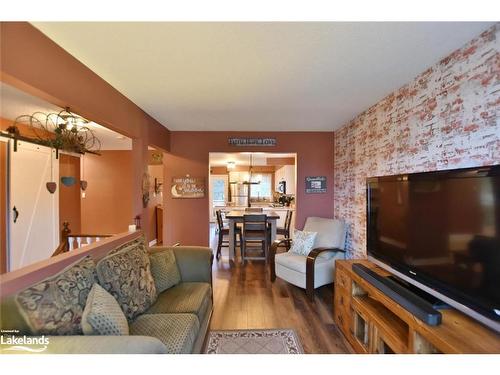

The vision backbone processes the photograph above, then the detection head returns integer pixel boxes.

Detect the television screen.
[367,165,500,324]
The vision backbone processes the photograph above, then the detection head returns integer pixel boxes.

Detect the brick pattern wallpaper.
[334,24,500,259]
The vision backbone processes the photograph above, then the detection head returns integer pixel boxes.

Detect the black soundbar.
[352,263,442,326]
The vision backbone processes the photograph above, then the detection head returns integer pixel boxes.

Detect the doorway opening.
[208,152,296,257]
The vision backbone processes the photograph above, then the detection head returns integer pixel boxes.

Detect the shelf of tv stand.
[352,295,409,353]
[334,259,500,354]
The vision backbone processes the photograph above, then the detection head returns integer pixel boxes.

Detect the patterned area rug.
[205,329,304,354]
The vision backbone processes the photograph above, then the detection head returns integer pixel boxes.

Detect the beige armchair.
[269,217,347,300]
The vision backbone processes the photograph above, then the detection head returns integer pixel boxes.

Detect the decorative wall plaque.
[305,176,327,194]
[228,137,277,147]
[148,150,163,165]
[171,175,206,198]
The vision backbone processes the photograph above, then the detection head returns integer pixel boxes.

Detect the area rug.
[205,329,304,354]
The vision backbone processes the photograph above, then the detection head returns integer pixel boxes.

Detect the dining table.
[224,210,281,262]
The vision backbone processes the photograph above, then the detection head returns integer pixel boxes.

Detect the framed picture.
[278,180,287,194]
[305,176,327,194]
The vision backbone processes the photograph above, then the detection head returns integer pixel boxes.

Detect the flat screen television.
[366,165,500,332]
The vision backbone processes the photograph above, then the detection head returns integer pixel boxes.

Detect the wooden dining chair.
[276,210,293,250]
[241,214,268,263]
[215,209,241,260]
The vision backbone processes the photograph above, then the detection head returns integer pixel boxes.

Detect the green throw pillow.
[149,249,181,294]
[15,256,97,335]
[82,283,129,335]
[96,244,157,321]
[108,235,146,256]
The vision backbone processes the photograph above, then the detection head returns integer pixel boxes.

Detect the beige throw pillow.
[289,230,318,256]
[82,283,129,335]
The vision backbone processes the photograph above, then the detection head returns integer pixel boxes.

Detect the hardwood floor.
[208,225,351,354]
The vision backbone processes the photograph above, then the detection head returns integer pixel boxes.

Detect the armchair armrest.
[306,247,345,300]
[269,239,292,282]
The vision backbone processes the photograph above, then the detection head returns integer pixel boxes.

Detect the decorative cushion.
[146,282,211,321]
[289,230,317,256]
[130,313,200,354]
[108,235,147,255]
[96,244,157,321]
[149,249,181,293]
[81,283,129,336]
[15,256,97,335]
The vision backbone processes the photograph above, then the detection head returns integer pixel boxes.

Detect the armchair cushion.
[275,251,329,273]
[303,217,347,259]
[275,252,340,289]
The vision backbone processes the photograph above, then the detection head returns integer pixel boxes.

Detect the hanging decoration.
[4,107,101,158]
[61,176,76,186]
[80,154,88,198]
[46,148,57,194]
[142,172,151,207]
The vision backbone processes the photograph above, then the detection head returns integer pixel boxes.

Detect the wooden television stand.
[334,259,500,353]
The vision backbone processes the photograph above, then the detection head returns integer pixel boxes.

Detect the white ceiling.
[32,22,494,132]
[0,82,132,150]
[209,152,295,167]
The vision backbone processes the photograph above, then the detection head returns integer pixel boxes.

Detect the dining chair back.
[284,210,293,236]
[215,209,241,260]
[216,209,225,232]
[241,214,268,262]
[245,207,263,213]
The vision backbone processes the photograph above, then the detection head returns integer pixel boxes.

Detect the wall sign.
[228,137,277,147]
[148,150,163,165]
[171,175,205,198]
[305,176,327,194]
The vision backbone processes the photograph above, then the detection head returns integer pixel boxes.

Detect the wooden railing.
[52,222,112,257]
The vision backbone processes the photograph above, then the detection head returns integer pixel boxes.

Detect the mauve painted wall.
[334,24,500,259]
[164,132,334,246]
[0,22,171,241]
[81,151,134,234]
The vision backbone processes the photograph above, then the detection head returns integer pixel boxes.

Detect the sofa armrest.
[170,246,213,283]
[0,335,167,354]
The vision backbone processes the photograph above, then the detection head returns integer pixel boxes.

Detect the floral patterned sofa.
[0,236,213,354]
